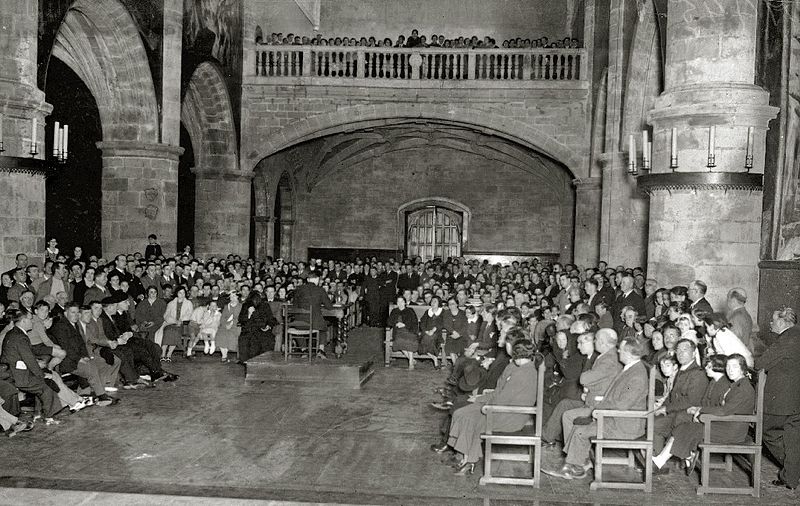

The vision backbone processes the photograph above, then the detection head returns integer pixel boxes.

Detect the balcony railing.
[253,45,587,84]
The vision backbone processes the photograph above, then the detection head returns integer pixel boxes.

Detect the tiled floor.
[0,329,797,505]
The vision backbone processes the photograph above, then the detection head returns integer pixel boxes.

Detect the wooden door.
[406,207,462,261]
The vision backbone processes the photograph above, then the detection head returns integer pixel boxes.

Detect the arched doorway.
[177,124,196,254]
[405,207,462,261]
[273,173,294,260]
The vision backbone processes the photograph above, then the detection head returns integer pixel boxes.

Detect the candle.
[647,141,652,169]
[53,121,60,156]
[671,127,677,161]
[642,129,649,165]
[31,117,37,147]
[709,125,716,155]
[0,113,4,144]
[628,134,636,172]
[63,124,68,158]
[746,126,754,156]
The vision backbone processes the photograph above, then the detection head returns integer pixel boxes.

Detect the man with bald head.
[542,328,623,445]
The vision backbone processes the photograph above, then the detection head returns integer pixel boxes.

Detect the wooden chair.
[590,365,657,492]
[696,370,765,498]
[479,362,546,487]
[383,304,446,367]
[283,304,319,362]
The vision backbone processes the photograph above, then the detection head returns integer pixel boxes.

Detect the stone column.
[252,215,274,261]
[161,0,183,146]
[598,152,649,267]
[0,0,52,270]
[194,172,252,258]
[573,177,602,268]
[643,0,778,316]
[97,141,183,257]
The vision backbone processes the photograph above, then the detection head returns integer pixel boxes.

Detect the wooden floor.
[1,328,797,505]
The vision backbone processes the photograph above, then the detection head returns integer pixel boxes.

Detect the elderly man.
[542,328,622,445]
[688,280,713,314]
[6,268,31,303]
[611,274,646,333]
[726,288,753,350]
[757,306,800,490]
[543,337,650,479]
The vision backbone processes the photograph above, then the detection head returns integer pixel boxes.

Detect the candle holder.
[0,141,4,154]
[670,155,678,171]
[706,154,716,170]
[744,154,753,172]
[29,140,38,157]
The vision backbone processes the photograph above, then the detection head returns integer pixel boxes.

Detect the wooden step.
[245,351,375,389]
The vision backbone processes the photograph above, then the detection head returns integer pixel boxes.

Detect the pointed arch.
[49,0,159,143]
[182,61,240,175]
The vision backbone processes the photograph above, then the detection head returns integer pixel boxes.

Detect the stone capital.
[597,151,626,168]
[96,141,184,161]
[252,215,275,223]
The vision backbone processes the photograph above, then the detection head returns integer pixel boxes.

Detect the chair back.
[753,369,766,446]
[534,360,546,436]
[645,364,657,442]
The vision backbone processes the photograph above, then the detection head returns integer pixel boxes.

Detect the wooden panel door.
[406,207,462,261]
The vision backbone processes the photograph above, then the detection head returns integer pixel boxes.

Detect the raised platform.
[245,351,375,389]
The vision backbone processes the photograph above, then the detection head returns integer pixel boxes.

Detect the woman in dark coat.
[134,286,166,342]
[652,353,755,472]
[237,291,278,363]
[442,297,468,363]
[419,296,444,358]
[387,296,419,369]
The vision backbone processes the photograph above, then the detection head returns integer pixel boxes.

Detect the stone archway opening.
[252,121,576,263]
[44,57,103,257]
[177,124,197,254]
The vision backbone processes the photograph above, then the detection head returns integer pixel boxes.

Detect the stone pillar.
[194,172,252,258]
[643,0,778,316]
[598,152,649,267]
[573,177,602,268]
[97,141,183,258]
[0,0,52,270]
[161,0,183,146]
[252,215,274,261]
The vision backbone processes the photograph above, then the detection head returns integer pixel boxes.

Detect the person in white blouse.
[703,313,753,367]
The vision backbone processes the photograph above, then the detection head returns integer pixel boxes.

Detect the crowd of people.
[1,236,798,493]
[257,29,581,50]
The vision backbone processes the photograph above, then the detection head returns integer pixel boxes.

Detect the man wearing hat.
[98,296,149,389]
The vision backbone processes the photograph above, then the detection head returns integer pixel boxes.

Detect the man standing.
[757,306,800,490]
[726,288,753,350]
[611,274,646,333]
[688,280,713,314]
[145,234,163,260]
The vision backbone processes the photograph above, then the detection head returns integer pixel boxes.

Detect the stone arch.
[181,61,240,175]
[249,103,584,179]
[49,0,159,143]
[396,197,472,253]
[621,0,663,140]
[273,171,296,259]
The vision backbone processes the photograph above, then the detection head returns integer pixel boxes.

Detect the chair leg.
[752,452,761,498]
[644,447,653,493]
[699,448,711,494]
[483,441,492,479]
[594,444,603,485]
[533,442,541,487]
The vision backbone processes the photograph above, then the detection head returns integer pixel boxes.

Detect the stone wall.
[0,172,46,270]
[241,84,591,178]
[290,146,573,261]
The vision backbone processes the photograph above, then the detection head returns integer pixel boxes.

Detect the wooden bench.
[479,361,546,487]
[696,370,765,498]
[590,365,657,492]
[383,304,446,368]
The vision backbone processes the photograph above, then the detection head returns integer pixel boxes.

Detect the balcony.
[249,45,588,89]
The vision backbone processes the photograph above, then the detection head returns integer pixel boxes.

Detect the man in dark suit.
[757,306,800,489]
[611,274,646,333]
[396,264,420,294]
[688,280,714,314]
[49,303,119,404]
[544,336,650,479]
[0,310,63,422]
[652,339,709,457]
[291,274,334,357]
